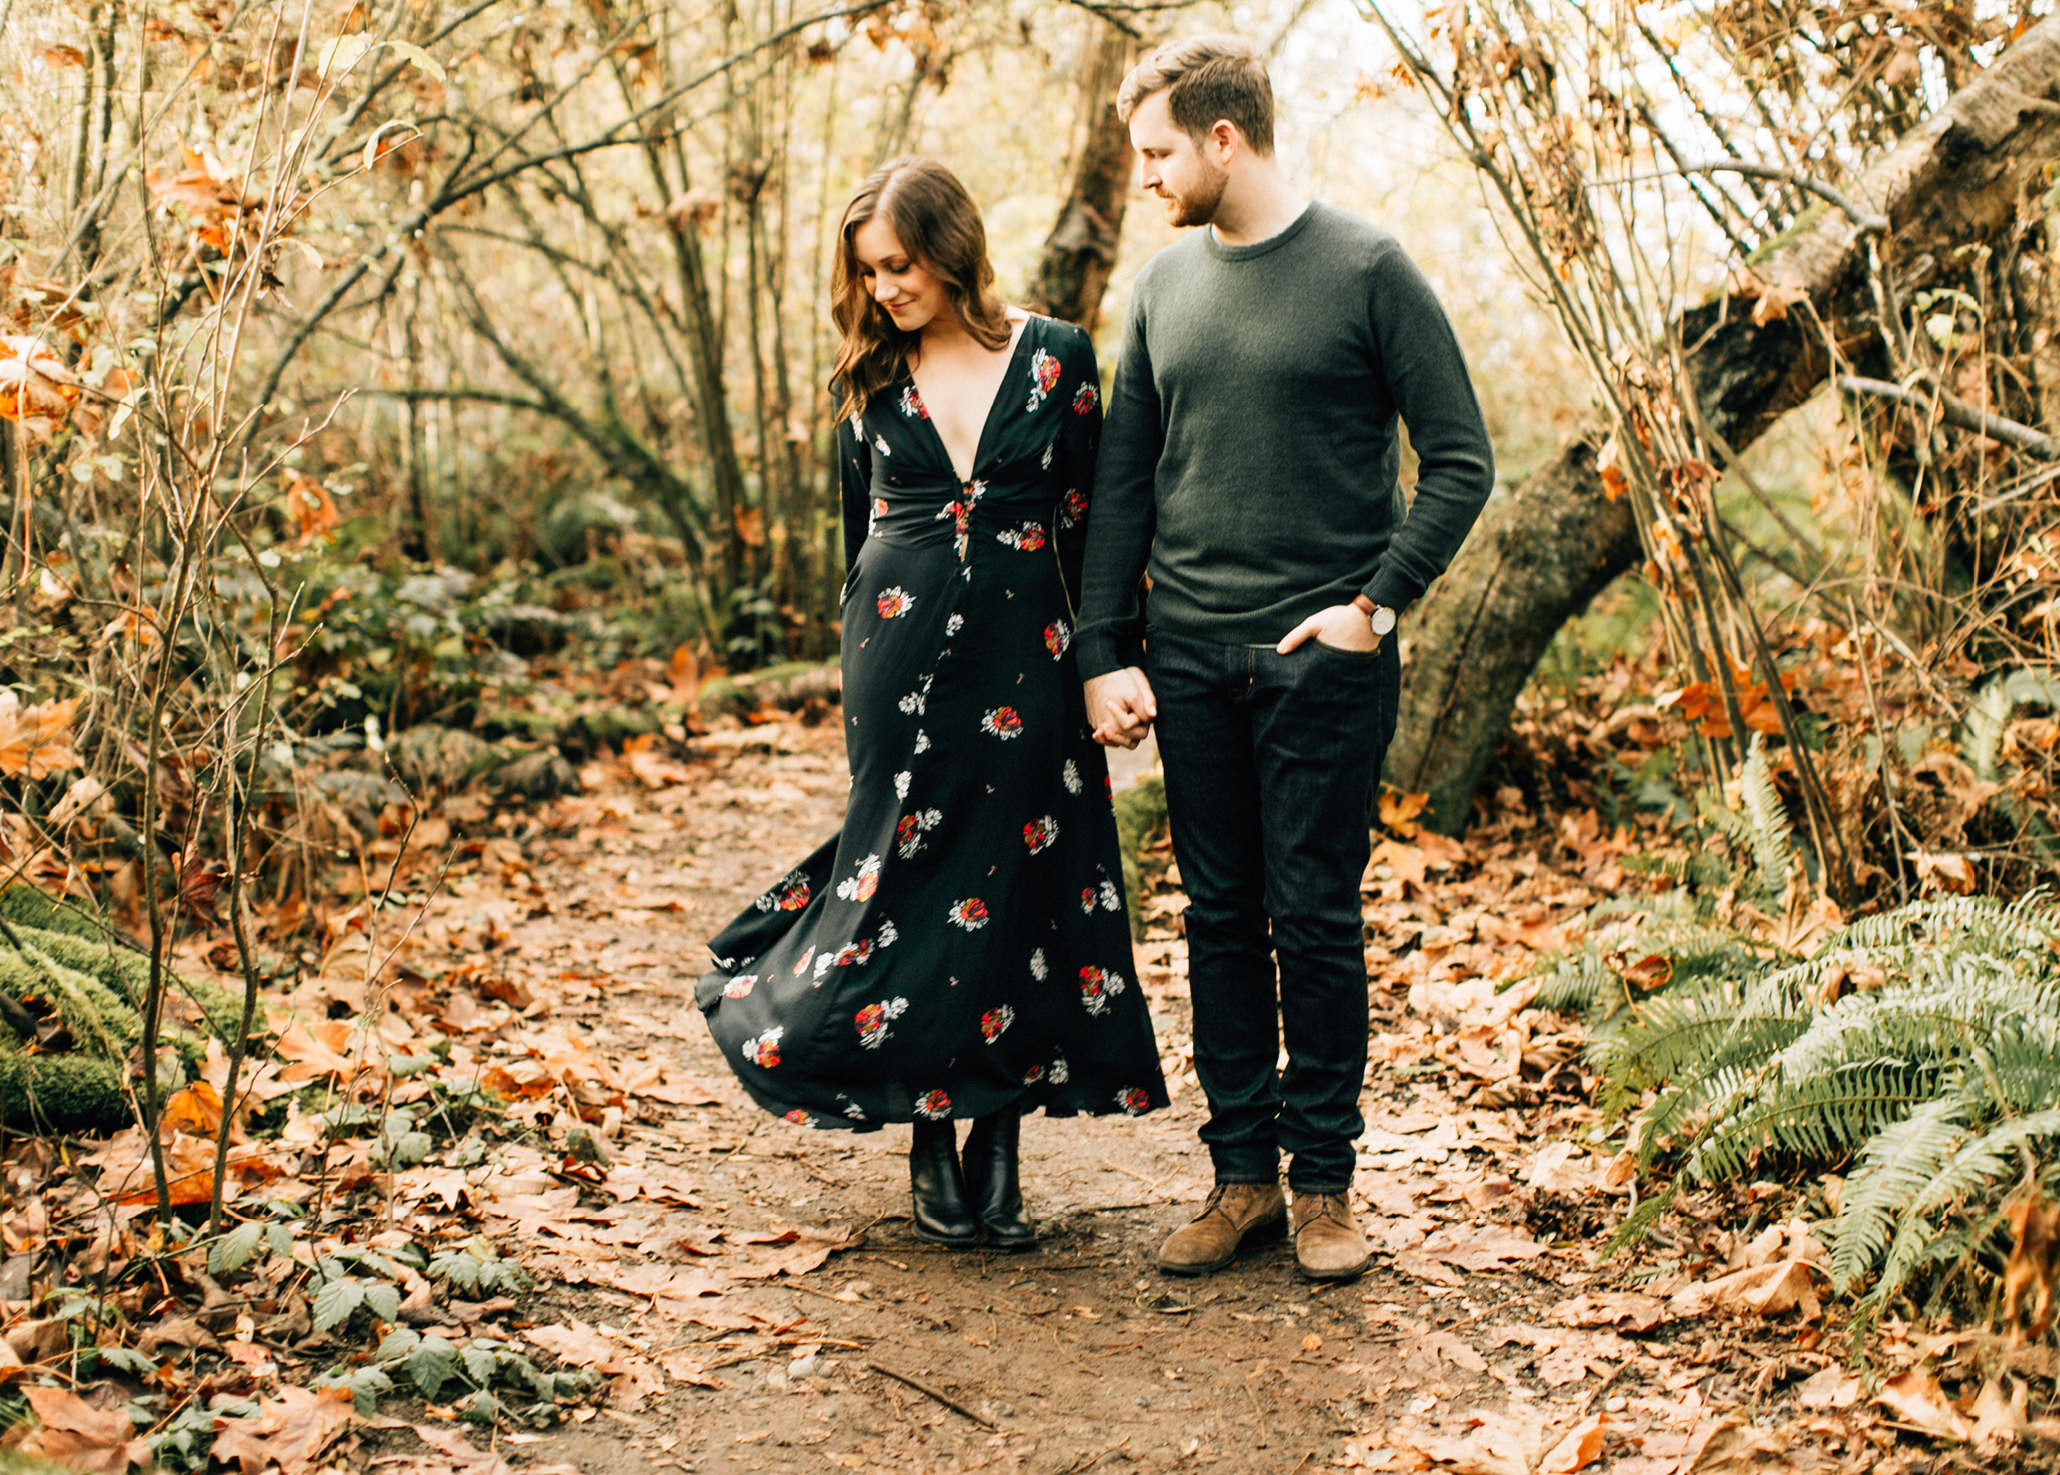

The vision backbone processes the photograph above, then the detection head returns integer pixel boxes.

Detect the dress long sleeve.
[1053,340,1103,612]
[839,414,875,580]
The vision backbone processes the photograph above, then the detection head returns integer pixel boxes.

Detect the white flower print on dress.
[1043,618,1071,659]
[995,522,1049,551]
[874,433,891,455]
[742,1027,784,1068]
[1049,1054,1071,1085]
[1026,347,1062,411]
[844,1101,867,1120]
[979,1005,1015,1042]
[1101,878,1123,912]
[898,673,932,716]
[723,974,757,999]
[870,496,887,535]
[854,996,909,1049]
[895,770,911,800]
[895,808,942,859]
[946,612,964,636]
[836,853,883,902]
[980,706,1024,740]
[1115,1086,1152,1115]
[1022,815,1059,855]
[815,920,899,978]
[913,729,931,754]
[876,587,915,619]
[754,869,810,913]
[947,897,989,930]
[913,1089,953,1120]
[1062,759,1082,795]
[1029,948,1048,981]
[1041,439,1055,471]
[899,385,928,418]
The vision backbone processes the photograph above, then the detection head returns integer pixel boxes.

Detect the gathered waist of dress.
[865,487,1062,560]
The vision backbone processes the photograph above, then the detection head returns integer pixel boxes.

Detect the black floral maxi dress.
[695,316,1169,1130]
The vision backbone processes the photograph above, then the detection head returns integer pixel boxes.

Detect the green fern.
[1832,1098,1972,1291]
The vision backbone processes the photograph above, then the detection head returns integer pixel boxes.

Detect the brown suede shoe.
[1157,1184,1288,1275]
[1291,1192,1371,1281]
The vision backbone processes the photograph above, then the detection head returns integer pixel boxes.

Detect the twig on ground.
[865,1359,999,1429]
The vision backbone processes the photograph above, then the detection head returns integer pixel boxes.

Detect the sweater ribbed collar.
[1203,201,1318,261]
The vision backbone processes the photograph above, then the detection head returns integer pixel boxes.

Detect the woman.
[696,158,1167,1249]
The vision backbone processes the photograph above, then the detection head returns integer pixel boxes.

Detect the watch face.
[1371,606,1396,636]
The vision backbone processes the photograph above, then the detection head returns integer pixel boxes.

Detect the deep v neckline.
[908,316,1033,484]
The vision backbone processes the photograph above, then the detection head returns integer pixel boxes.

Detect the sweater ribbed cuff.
[1074,628,1146,681]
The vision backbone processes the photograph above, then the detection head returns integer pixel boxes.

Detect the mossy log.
[0,886,259,1132]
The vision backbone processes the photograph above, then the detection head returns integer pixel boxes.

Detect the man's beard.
[1167,165,1228,228]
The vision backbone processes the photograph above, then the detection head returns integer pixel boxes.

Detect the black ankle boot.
[908,1118,981,1246]
[962,1107,1035,1250]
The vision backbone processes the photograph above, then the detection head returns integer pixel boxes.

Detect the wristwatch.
[1352,594,1397,638]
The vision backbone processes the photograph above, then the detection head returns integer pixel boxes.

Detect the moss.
[0,886,259,1131]
[0,1051,127,1132]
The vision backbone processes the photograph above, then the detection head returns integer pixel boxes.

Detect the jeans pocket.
[1310,637,1384,660]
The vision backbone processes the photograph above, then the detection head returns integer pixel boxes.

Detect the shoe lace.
[1298,1193,1352,1230]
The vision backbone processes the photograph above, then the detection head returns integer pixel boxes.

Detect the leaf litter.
[3,712,2055,1471]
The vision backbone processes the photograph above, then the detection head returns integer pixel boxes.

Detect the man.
[1076,35,1494,1282]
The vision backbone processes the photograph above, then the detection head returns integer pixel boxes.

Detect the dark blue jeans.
[1145,629,1400,1193]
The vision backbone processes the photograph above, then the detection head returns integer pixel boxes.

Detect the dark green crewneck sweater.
[1075,203,1495,676]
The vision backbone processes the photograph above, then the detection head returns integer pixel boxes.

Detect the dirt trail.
[361,721,1884,1473]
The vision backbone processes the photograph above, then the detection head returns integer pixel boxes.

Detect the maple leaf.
[0,336,81,440]
[210,1385,355,1474]
[20,1385,149,1474]
[0,692,82,778]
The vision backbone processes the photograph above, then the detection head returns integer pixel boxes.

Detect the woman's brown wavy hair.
[830,157,1010,426]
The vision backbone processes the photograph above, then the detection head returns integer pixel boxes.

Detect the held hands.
[1277,604,1383,656]
[1085,667,1157,749]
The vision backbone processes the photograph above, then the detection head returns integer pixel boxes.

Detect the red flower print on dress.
[783,1108,811,1125]
[995,522,1048,551]
[1043,619,1071,659]
[836,853,883,902]
[914,1088,952,1119]
[947,897,989,930]
[723,974,757,999]
[981,706,1024,740]
[980,1005,1015,1042]
[792,948,813,976]
[1115,1087,1152,1115]
[755,869,810,913]
[1079,886,1097,916]
[854,996,909,1050]
[743,1027,784,1067]
[1059,487,1090,529]
[1022,1063,1045,1084]
[1072,381,1099,415]
[876,587,915,619]
[1026,347,1062,411]
[935,479,985,561]
[899,385,928,418]
[1022,815,1059,854]
[1078,965,1128,1017]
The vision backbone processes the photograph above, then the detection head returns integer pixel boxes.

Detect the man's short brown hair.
[1116,35,1275,157]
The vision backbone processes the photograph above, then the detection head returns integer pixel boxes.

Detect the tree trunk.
[1393,16,2060,832]
[1024,21,1133,332]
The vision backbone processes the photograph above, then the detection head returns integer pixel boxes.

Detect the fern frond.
[1689,1062,1939,1182]
[1832,892,2060,955]
[1831,1097,1971,1292]
[1867,1107,2060,1310]
[1740,737,1798,907]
